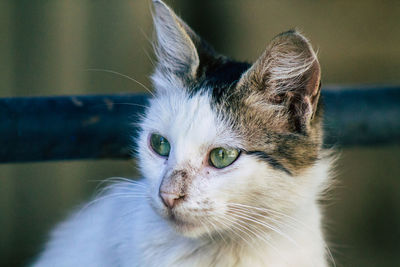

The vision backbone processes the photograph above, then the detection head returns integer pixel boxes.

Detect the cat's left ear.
[238,30,321,133]
[152,0,216,86]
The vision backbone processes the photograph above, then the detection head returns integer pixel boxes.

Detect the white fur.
[33,1,332,266]
[33,83,332,266]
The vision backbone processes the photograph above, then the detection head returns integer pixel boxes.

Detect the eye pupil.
[218,149,225,159]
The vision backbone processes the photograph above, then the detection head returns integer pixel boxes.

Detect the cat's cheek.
[142,157,163,181]
[191,168,234,208]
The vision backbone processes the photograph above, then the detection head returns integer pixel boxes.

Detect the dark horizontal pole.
[322,85,400,147]
[0,94,148,163]
[0,86,399,163]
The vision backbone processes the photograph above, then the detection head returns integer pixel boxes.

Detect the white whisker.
[199,218,216,243]
[204,216,228,245]
[214,213,255,250]
[216,212,287,263]
[79,192,148,215]
[85,68,155,97]
[228,203,335,266]
[227,206,298,247]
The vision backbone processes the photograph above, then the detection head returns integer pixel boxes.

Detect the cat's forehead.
[151,59,251,103]
[146,60,251,146]
[144,90,240,150]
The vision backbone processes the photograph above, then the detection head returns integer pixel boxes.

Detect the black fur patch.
[188,59,250,102]
[205,61,250,102]
[245,151,292,175]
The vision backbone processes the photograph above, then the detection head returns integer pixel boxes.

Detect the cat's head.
[138,0,325,238]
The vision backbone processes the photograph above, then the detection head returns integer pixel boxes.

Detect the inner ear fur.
[239,30,321,133]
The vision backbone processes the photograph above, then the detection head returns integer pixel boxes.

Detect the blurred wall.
[0,0,399,266]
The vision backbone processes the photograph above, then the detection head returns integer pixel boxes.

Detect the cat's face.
[137,0,324,238]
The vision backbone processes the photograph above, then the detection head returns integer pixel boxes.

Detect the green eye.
[150,133,171,157]
[209,147,240,169]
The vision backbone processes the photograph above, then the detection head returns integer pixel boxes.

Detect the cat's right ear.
[152,0,200,86]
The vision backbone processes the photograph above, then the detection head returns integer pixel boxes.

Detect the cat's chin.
[158,213,212,238]
[149,199,208,237]
[166,214,205,238]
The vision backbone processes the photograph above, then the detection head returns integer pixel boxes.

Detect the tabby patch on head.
[138,0,325,238]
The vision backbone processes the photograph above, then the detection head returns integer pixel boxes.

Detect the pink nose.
[160,192,185,208]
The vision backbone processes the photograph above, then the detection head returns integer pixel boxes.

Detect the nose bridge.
[159,168,190,208]
[159,168,189,196]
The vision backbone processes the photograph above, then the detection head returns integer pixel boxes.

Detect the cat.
[33,0,334,266]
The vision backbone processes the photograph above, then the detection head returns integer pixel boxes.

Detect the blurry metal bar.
[0,94,148,163]
[322,85,400,147]
[0,86,399,163]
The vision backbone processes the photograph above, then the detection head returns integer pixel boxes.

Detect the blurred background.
[0,0,399,266]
